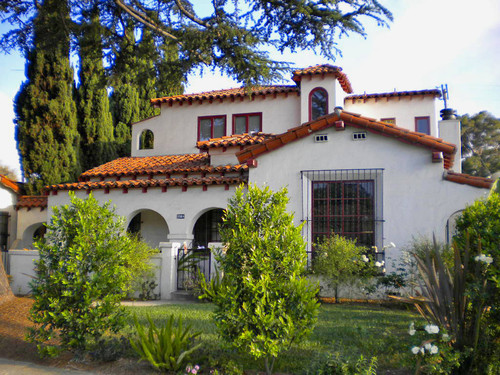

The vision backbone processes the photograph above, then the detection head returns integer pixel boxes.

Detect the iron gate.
[177,247,211,290]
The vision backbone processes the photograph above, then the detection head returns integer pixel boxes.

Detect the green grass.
[124,302,422,374]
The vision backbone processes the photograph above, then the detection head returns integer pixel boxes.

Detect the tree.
[0,163,17,180]
[27,192,156,356]
[14,0,80,194]
[1,1,392,87]
[312,233,376,303]
[213,184,319,375]
[460,111,500,177]
[77,3,117,172]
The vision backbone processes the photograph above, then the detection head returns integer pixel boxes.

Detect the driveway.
[0,358,97,375]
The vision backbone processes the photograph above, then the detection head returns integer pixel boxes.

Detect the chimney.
[438,108,461,173]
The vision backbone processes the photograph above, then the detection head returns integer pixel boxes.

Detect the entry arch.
[191,208,225,248]
[126,209,169,249]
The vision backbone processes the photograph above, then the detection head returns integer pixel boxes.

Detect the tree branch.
[174,0,209,28]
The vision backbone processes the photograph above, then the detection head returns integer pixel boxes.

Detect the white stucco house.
[7,64,495,298]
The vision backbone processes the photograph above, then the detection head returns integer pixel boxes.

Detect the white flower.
[475,254,493,264]
[361,255,369,262]
[411,346,421,355]
[424,343,432,351]
[408,322,416,336]
[389,242,396,248]
[424,324,439,334]
[442,333,450,341]
[375,260,385,267]
[420,348,425,354]
[430,345,439,354]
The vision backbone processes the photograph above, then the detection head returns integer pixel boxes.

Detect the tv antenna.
[440,84,449,109]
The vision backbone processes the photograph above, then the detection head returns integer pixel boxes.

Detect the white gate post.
[158,242,180,300]
[208,242,223,280]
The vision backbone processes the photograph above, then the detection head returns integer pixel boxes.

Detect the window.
[198,115,226,141]
[193,209,224,248]
[233,113,262,134]
[415,116,430,134]
[381,118,396,124]
[139,129,154,149]
[309,87,328,121]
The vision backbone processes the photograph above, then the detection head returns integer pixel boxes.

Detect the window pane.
[313,183,327,199]
[248,115,261,133]
[234,116,246,134]
[213,117,225,138]
[311,89,328,120]
[313,200,327,216]
[199,119,212,141]
[416,118,430,134]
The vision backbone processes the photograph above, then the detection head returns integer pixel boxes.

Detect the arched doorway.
[192,208,224,248]
[127,209,169,249]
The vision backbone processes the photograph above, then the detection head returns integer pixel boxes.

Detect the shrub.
[27,192,155,356]
[213,184,319,375]
[303,352,377,375]
[312,234,377,302]
[130,314,201,372]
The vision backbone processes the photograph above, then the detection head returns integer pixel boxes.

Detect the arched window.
[309,88,328,121]
[193,209,224,248]
[139,129,154,150]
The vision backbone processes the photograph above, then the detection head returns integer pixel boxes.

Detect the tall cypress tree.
[77,3,116,172]
[135,26,159,120]
[15,0,80,194]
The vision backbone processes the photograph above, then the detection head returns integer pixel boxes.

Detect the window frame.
[381,117,396,124]
[415,116,430,135]
[198,115,227,141]
[309,87,329,121]
[232,112,262,135]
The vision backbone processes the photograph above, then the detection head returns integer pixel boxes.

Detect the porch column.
[158,242,180,300]
[208,242,223,279]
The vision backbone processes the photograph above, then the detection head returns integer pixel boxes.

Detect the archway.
[21,222,46,249]
[192,208,224,248]
[127,209,169,249]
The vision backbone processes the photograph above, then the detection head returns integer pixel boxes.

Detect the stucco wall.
[0,186,17,250]
[8,250,38,295]
[13,208,48,250]
[344,96,440,137]
[247,125,487,272]
[131,93,301,157]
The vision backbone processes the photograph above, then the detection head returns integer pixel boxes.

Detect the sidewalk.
[0,358,97,375]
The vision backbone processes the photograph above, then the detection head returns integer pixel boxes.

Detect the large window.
[415,116,430,134]
[309,87,328,121]
[312,180,375,248]
[198,115,226,141]
[233,113,262,134]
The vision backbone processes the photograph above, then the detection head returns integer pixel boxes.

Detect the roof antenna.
[440,84,449,109]
[439,84,456,120]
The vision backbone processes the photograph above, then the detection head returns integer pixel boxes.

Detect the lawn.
[125,302,422,374]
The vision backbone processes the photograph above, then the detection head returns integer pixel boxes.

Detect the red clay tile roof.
[0,174,21,194]
[292,64,353,94]
[345,89,441,102]
[47,176,247,192]
[197,133,276,150]
[444,172,494,189]
[236,110,457,169]
[16,195,47,209]
[150,86,299,106]
[80,154,247,179]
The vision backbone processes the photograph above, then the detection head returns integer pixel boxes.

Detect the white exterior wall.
[132,94,301,157]
[13,208,48,250]
[0,186,17,250]
[344,96,440,137]
[8,249,38,294]
[299,76,340,124]
[247,126,487,273]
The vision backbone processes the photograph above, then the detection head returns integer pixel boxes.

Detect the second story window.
[139,129,154,150]
[233,113,262,134]
[415,116,430,135]
[310,87,328,121]
[198,115,226,141]
[381,118,396,125]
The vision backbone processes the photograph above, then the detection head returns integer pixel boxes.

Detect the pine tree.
[77,3,117,172]
[15,0,80,194]
[135,26,159,120]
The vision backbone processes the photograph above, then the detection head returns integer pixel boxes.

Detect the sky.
[0,0,499,180]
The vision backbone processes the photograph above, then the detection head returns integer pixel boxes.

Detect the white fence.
[6,242,221,300]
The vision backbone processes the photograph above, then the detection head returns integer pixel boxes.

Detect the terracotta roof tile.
[16,195,47,209]
[345,89,441,102]
[236,110,457,169]
[80,154,248,179]
[292,64,353,94]
[47,176,248,192]
[444,172,494,189]
[151,86,299,105]
[0,175,21,194]
[197,133,276,150]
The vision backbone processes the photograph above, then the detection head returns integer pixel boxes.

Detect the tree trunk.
[0,254,13,305]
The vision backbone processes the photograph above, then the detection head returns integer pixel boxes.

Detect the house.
[7,64,495,298]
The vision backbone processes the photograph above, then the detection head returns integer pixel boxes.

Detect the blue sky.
[1,0,499,180]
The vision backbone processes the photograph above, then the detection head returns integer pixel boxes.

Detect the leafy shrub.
[130,314,201,371]
[312,234,377,302]
[27,192,155,356]
[89,336,132,362]
[303,352,377,375]
[214,184,319,375]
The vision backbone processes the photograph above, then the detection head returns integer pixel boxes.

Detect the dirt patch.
[0,297,156,374]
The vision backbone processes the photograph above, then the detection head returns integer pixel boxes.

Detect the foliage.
[0,163,17,180]
[313,234,378,303]
[460,111,500,177]
[1,1,392,87]
[303,352,377,375]
[198,267,224,303]
[214,184,320,374]
[14,0,80,194]
[89,336,132,362]
[130,314,201,372]
[27,192,154,356]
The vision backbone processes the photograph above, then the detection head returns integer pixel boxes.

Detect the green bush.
[214,184,319,375]
[130,314,201,372]
[27,192,155,356]
[303,352,377,375]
